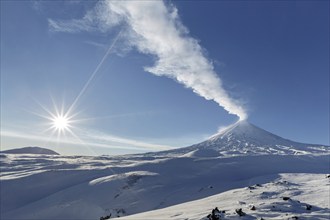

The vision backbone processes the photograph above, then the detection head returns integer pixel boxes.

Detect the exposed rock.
[206,207,224,220]
[306,204,312,210]
[235,208,246,216]
[100,214,111,220]
[283,197,291,201]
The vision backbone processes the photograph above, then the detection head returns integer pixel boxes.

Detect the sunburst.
[51,114,71,132]
[32,97,79,137]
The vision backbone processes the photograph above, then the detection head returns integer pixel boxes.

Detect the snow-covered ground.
[1,121,329,220]
[121,173,330,220]
[1,153,329,219]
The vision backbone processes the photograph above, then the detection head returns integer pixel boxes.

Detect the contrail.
[67,30,122,116]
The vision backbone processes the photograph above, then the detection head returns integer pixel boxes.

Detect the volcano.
[151,120,329,157]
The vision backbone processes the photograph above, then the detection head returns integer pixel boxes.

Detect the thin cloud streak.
[48,0,247,120]
[77,128,173,150]
[1,129,172,152]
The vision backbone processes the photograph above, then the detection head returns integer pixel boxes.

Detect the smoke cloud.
[49,1,247,120]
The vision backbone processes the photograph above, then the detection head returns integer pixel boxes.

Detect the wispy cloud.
[48,1,247,120]
[83,40,107,49]
[48,18,94,33]
[48,1,123,33]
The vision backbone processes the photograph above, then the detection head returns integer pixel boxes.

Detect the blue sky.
[1,1,329,155]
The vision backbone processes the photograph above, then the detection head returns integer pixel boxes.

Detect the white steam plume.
[49,1,247,120]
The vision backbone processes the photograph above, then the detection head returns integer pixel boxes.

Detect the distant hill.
[0,147,59,155]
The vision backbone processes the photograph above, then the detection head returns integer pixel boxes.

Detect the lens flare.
[52,115,71,131]
[31,97,79,137]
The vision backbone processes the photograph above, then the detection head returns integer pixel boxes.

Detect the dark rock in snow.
[306,204,312,210]
[249,184,262,190]
[207,207,224,220]
[235,208,246,216]
[99,213,111,220]
[283,197,291,201]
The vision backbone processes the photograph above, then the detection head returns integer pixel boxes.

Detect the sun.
[42,105,78,137]
[34,97,82,137]
[52,115,70,131]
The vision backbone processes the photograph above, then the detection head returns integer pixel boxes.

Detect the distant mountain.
[1,146,59,155]
[150,120,329,157]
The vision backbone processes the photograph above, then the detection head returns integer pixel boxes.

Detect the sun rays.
[51,114,71,132]
[29,96,80,138]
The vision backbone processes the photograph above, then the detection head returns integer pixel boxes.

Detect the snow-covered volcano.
[151,120,328,157]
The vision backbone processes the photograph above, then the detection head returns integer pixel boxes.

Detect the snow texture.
[121,173,330,220]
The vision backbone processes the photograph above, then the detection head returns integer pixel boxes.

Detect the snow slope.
[120,173,330,220]
[0,121,329,220]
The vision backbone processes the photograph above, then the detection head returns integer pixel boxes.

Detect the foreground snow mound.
[89,171,159,186]
[150,121,329,157]
[120,173,330,220]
